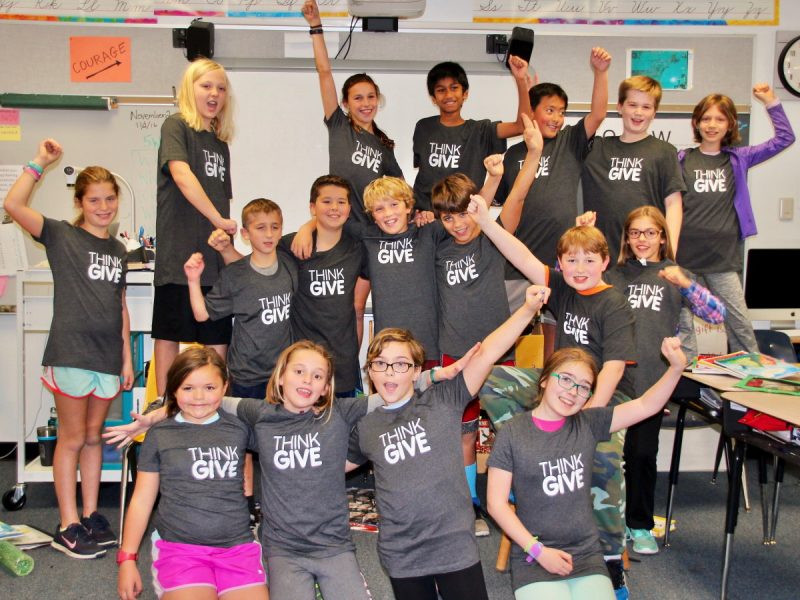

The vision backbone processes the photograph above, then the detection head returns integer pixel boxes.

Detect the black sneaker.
[81,512,117,547]
[51,523,107,559]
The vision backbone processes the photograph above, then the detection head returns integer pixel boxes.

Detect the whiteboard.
[3,105,174,265]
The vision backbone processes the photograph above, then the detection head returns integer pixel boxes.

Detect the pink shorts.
[151,538,266,597]
[41,366,120,400]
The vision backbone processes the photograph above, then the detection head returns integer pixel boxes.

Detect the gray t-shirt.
[677,149,741,274]
[360,222,446,360]
[412,116,506,212]
[348,375,479,578]
[155,113,232,286]
[325,107,404,225]
[605,259,690,396]
[546,268,636,397]
[281,232,364,393]
[582,134,685,263]
[204,254,298,386]
[228,396,368,558]
[435,232,511,358]
[35,218,127,375]
[498,119,590,274]
[488,408,613,591]
[137,411,254,548]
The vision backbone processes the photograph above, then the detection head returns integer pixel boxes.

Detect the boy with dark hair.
[582,75,685,263]
[412,57,531,213]
[469,198,636,600]
[431,115,543,535]
[498,47,611,312]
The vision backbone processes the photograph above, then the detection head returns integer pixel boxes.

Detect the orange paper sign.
[70,37,131,83]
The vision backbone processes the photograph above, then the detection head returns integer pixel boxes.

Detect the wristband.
[430,366,440,383]
[309,26,323,35]
[116,550,138,564]
[26,161,43,176]
[525,542,544,563]
[23,166,41,181]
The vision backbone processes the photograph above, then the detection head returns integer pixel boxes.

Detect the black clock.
[778,34,800,98]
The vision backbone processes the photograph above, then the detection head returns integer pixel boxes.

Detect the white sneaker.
[473,505,490,537]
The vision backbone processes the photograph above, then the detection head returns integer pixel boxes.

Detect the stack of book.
[696,351,800,397]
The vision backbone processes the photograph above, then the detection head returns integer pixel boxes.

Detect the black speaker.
[186,21,214,61]
[505,27,534,68]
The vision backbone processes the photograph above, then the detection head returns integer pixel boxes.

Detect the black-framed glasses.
[550,373,593,399]
[627,228,661,240]
[368,360,415,373]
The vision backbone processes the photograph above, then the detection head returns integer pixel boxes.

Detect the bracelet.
[22,166,41,181]
[116,550,138,565]
[309,26,323,35]
[430,366,440,384]
[26,161,43,176]
[525,542,544,563]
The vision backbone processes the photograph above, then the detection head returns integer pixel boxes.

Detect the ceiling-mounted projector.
[347,0,426,18]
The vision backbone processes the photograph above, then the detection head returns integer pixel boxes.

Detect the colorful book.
[699,351,800,383]
[734,376,800,397]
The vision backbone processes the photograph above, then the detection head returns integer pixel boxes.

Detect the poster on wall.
[472,0,778,26]
[628,49,693,90]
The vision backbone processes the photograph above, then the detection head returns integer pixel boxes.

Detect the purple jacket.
[678,102,795,239]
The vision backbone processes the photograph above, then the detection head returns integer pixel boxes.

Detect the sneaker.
[628,527,659,555]
[605,558,629,600]
[51,523,107,559]
[81,511,117,547]
[474,504,490,537]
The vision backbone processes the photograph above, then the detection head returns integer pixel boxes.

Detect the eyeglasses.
[550,373,593,399]
[627,228,661,240]
[368,360,415,374]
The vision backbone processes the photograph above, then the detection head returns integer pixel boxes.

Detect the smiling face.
[626,215,664,262]
[558,247,609,291]
[431,76,468,117]
[370,196,412,235]
[343,81,379,130]
[695,104,731,151]
[368,341,421,406]
[537,361,595,419]
[440,211,480,245]
[278,348,330,414]
[532,94,567,139]
[77,182,119,236]
[242,210,282,260]
[193,68,228,130]
[175,364,225,424]
[311,184,351,232]
[617,89,657,140]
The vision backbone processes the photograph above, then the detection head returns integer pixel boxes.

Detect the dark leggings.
[389,561,489,600]
[624,409,664,530]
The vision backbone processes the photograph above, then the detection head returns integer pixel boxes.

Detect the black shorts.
[151,284,232,345]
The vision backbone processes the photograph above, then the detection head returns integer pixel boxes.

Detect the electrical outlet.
[779,197,794,220]
[486,34,508,55]
[172,28,186,49]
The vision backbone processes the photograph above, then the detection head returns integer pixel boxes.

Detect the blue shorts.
[41,366,120,400]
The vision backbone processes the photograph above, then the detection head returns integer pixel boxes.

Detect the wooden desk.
[717,390,800,600]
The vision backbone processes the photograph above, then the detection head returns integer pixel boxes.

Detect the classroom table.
[718,390,800,600]
[662,372,742,548]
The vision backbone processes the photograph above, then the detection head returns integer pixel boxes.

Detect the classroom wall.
[1,4,799,254]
